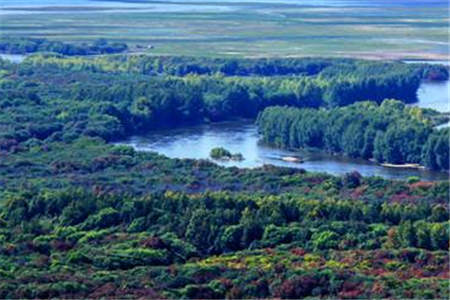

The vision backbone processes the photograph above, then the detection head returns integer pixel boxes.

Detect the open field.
[0,0,448,59]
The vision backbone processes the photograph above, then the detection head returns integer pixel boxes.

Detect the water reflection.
[404,60,450,128]
[120,120,448,181]
[120,60,450,181]
[414,80,449,113]
[120,62,450,181]
[0,54,26,63]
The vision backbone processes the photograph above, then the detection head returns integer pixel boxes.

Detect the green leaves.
[257,100,446,170]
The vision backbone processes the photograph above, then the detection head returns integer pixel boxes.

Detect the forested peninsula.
[257,102,449,170]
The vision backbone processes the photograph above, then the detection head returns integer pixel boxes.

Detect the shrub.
[311,231,339,250]
[81,208,120,230]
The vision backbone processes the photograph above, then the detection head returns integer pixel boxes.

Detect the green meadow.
[1,0,448,58]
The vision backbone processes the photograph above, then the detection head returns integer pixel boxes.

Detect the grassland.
[0,0,448,59]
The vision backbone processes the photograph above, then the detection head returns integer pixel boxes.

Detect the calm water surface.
[120,61,449,181]
[415,80,449,113]
[0,54,26,63]
[1,49,443,180]
[1,0,437,7]
[405,60,450,129]
[120,120,448,181]
[1,0,446,14]
[0,0,234,14]
[405,60,449,113]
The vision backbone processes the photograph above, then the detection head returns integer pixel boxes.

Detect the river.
[405,62,449,105]
[120,120,447,181]
[1,52,445,180]
[118,60,449,181]
[0,54,27,63]
[405,60,450,129]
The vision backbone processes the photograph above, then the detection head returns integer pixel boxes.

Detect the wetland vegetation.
[1,0,448,59]
[1,53,449,298]
[257,101,449,171]
[0,1,449,299]
[0,37,128,55]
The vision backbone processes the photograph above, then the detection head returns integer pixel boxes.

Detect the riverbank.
[380,163,425,170]
[118,120,449,181]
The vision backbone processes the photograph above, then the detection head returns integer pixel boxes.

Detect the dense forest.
[1,135,449,298]
[0,37,128,56]
[0,54,449,298]
[257,101,449,170]
[25,53,449,80]
[0,54,448,146]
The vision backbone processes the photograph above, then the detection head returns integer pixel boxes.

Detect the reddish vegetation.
[389,192,420,204]
[350,185,367,199]
[290,247,306,256]
[409,181,434,190]
[339,283,364,299]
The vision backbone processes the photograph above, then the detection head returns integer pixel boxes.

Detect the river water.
[119,60,449,181]
[415,80,449,114]
[0,54,27,63]
[1,52,445,180]
[405,60,450,129]
[120,120,447,181]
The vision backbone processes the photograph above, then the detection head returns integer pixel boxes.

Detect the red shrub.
[350,185,367,199]
[389,192,420,204]
[339,281,364,299]
[275,275,318,299]
[290,248,306,256]
[409,181,434,190]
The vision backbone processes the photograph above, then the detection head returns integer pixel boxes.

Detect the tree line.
[1,56,447,149]
[0,37,128,55]
[25,53,449,80]
[257,101,449,170]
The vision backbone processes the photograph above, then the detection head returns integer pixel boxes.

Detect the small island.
[210,147,244,161]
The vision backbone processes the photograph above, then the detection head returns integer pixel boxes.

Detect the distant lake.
[0,0,235,14]
[1,0,445,7]
[0,0,446,15]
